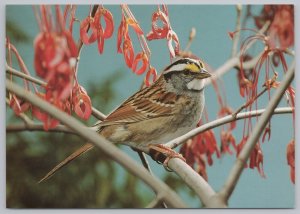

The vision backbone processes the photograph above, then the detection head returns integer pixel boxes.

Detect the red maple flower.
[220,131,237,155]
[117,5,157,86]
[147,11,169,40]
[132,52,149,75]
[94,7,114,39]
[32,93,60,131]
[286,139,295,184]
[249,144,265,177]
[117,12,144,68]
[80,6,114,54]
[254,5,294,49]
[34,30,77,100]
[122,37,135,68]
[236,136,265,177]
[72,85,92,120]
[9,94,31,116]
[144,66,157,87]
[117,13,126,53]
[146,6,180,58]
[80,15,98,44]
[262,123,271,143]
[33,6,94,129]
[180,128,220,181]
[6,39,36,116]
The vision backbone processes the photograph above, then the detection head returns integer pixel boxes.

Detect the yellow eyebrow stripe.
[185,63,200,73]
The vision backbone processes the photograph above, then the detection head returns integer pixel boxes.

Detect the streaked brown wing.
[98,85,181,127]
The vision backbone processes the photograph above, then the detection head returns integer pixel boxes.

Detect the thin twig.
[145,195,165,208]
[184,27,196,52]
[218,60,295,204]
[6,123,76,134]
[205,51,262,87]
[6,98,33,125]
[6,79,187,208]
[92,107,107,121]
[137,150,153,175]
[165,107,293,149]
[6,64,46,87]
[233,71,279,118]
[74,5,99,74]
[231,5,242,57]
[284,48,295,56]
[232,87,267,118]
[206,21,270,87]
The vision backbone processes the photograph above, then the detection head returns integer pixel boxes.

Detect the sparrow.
[39,57,211,182]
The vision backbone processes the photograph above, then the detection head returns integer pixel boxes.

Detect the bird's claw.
[148,144,186,171]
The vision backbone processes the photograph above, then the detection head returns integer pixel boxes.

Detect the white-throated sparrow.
[39,57,211,182]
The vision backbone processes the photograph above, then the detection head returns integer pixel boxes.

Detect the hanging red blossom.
[254,5,294,49]
[117,5,157,86]
[144,66,157,87]
[79,5,114,54]
[72,85,92,120]
[132,52,149,75]
[94,7,114,39]
[236,136,265,177]
[6,40,36,116]
[262,124,271,143]
[32,5,93,129]
[32,93,61,131]
[286,140,295,184]
[34,23,77,102]
[249,144,265,177]
[180,128,220,181]
[9,95,31,116]
[80,15,98,44]
[146,6,180,58]
[220,131,237,155]
[122,37,135,68]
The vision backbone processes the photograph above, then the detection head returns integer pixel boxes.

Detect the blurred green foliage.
[6,20,30,43]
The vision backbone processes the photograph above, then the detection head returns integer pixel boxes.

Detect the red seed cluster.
[32,6,92,130]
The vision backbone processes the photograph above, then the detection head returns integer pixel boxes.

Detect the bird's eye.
[199,62,204,68]
[183,70,190,75]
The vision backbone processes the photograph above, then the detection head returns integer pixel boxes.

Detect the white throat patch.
[187,79,205,91]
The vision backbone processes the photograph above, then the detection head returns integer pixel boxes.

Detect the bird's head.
[162,57,211,91]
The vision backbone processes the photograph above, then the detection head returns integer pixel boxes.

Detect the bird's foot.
[148,144,186,171]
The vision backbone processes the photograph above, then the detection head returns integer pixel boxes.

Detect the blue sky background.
[6,5,295,208]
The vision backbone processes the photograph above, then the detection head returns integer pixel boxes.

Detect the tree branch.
[6,64,46,87]
[168,158,226,208]
[6,123,76,134]
[6,79,187,208]
[162,106,293,208]
[91,107,107,121]
[6,98,33,125]
[165,107,292,149]
[6,64,108,122]
[218,60,295,204]
[145,195,165,208]
[231,5,242,57]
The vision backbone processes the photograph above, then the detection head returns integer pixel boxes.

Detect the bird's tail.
[38,143,94,183]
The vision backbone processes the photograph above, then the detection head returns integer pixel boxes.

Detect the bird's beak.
[196,68,211,79]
